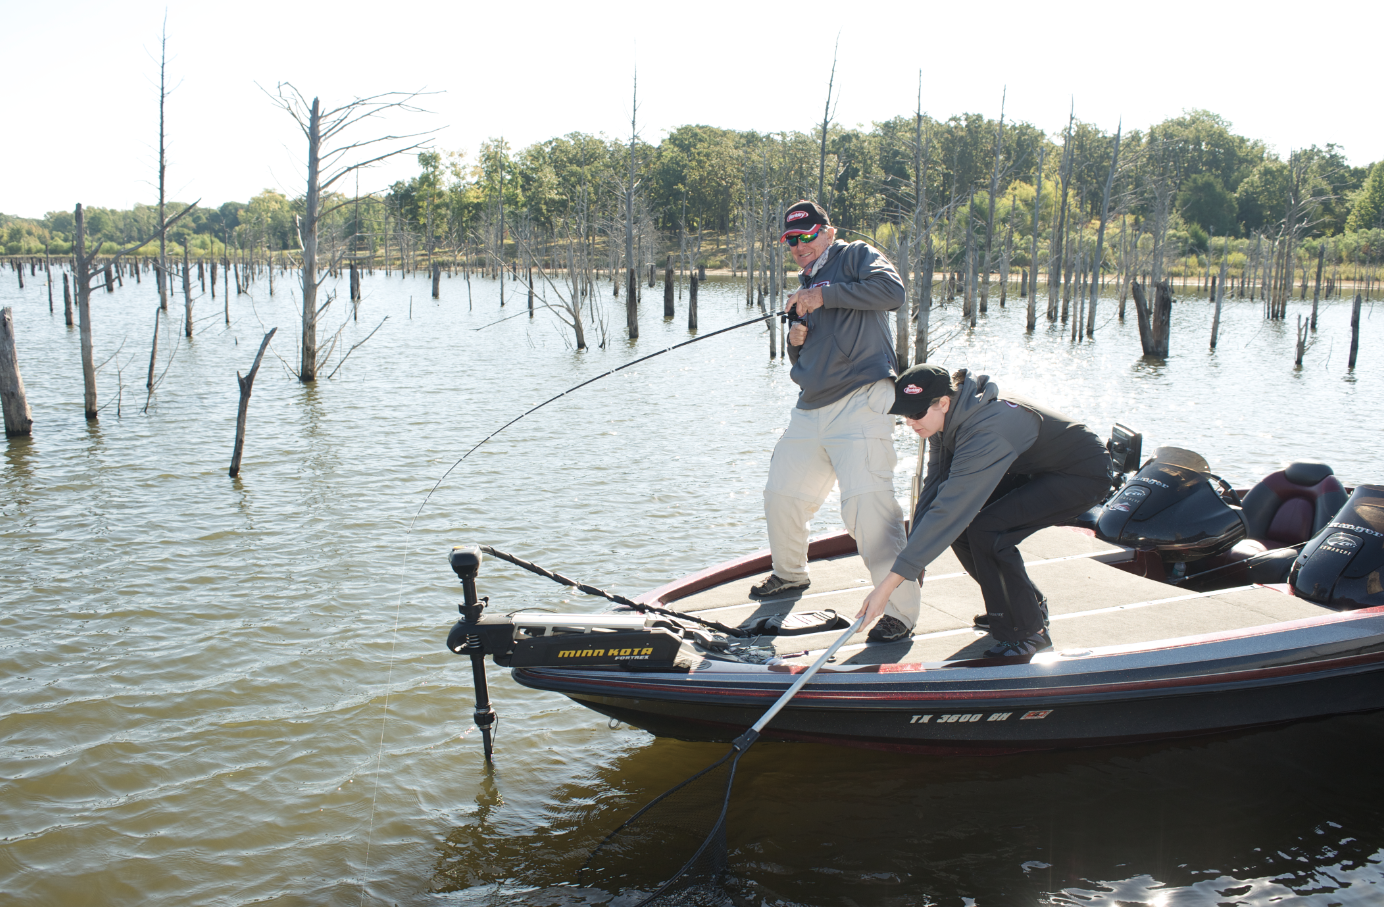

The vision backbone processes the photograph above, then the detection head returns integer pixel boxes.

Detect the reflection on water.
[0,269,1380,905]
[435,714,1384,905]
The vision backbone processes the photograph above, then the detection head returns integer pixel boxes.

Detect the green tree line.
[5,108,1383,270]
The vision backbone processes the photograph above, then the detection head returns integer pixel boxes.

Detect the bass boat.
[445,435,1384,755]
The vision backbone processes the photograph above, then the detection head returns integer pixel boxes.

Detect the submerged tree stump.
[182,246,193,338]
[664,254,674,318]
[1349,294,1362,369]
[688,275,699,331]
[1,307,33,437]
[1130,279,1173,358]
[63,272,74,327]
[230,328,277,478]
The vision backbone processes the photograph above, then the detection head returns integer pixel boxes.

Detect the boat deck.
[666,527,1333,666]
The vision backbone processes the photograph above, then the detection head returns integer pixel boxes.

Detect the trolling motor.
[447,546,499,761]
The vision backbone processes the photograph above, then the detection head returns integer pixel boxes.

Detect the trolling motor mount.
[448,545,499,760]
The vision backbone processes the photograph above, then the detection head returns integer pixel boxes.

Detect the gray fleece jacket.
[890,372,1109,580]
[786,240,904,409]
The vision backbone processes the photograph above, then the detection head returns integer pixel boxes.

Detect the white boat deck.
[672,527,1332,666]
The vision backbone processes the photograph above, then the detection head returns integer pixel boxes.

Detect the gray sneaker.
[867,615,914,643]
[749,574,810,599]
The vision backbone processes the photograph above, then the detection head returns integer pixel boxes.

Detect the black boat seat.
[1240,461,1347,547]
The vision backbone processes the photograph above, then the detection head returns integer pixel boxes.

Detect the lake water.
[2,262,1380,905]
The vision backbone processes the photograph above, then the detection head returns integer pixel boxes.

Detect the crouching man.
[856,364,1111,656]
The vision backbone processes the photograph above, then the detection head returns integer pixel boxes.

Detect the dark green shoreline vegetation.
[4,109,1382,286]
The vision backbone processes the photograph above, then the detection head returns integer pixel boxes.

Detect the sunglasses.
[785,229,822,247]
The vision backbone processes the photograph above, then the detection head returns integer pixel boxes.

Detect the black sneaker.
[983,628,1053,658]
[973,597,1049,632]
[867,615,914,643]
[749,574,810,599]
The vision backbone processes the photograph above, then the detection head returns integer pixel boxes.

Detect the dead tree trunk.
[230,328,277,478]
[0,307,34,436]
[1130,279,1171,358]
[1087,121,1122,339]
[63,272,74,327]
[432,262,442,299]
[980,90,1005,313]
[300,99,323,380]
[1311,243,1324,331]
[688,274,699,331]
[1210,255,1227,350]
[1349,293,1362,369]
[182,245,193,338]
[1130,279,1173,358]
[624,75,639,341]
[663,254,674,317]
[75,207,100,419]
[146,306,160,392]
[1027,146,1045,333]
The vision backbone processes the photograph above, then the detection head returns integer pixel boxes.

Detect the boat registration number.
[909,710,1051,724]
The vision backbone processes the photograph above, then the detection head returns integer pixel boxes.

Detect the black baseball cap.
[888,364,951,418]
[780,200,830,242]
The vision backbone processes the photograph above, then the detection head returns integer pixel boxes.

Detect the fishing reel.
[780,306,807,327]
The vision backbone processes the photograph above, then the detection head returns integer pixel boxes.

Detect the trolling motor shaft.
[449,545,498,761]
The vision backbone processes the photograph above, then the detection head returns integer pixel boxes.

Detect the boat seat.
[1240,462,1347,547]
[1222,462,1348,586]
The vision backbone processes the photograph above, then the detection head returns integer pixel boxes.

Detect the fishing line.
[415,310,775,519]
[357,308,774,903]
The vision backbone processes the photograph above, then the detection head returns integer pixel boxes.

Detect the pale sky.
[5,0,1379,220]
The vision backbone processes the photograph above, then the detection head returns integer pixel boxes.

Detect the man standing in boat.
[857,364,1111,656]
[751,200,921,644]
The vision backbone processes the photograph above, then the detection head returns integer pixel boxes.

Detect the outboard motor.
[1290,484,1384,609]
[1095,447,1245,564]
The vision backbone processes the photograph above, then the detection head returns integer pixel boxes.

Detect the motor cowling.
[1290,484,1384,609]
[1095,447,1246,562]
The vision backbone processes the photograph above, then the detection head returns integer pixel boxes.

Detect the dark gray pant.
[951,468,1111,642]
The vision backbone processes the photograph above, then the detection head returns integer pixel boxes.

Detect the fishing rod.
[1171,541,1306,586]
[410,310,777,525]
[363,308,782,898]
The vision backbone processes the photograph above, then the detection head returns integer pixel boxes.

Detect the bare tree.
[911,77,934,365]
[624,73,641,340]
[155,16,172,314]
[1027,145,1045,332]
[980,88,1005,312]
[1086,120,1122,338]
[818,35,840,202]
[71,201,195,419]
[265,84,435,381]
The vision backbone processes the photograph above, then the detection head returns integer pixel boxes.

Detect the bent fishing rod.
[410,310,781,525]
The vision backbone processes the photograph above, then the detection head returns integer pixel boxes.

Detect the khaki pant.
[763,379,921,627]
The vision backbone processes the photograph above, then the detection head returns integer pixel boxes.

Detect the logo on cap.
[786,211,808,222]
[903,384,923,395]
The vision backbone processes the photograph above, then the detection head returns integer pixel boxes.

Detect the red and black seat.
[1231,462,1348,583]
[1240,462,1348,547]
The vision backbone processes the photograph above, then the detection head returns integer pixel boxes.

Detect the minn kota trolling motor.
[445,546,499,761]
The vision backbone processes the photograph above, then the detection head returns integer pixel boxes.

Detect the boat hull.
[514,612,1384,754]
